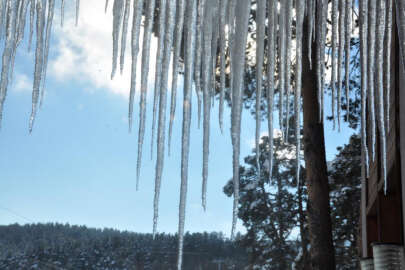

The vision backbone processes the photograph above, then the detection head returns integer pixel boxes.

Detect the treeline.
[0,223,248,269]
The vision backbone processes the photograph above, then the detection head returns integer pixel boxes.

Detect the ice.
[128,0,143,133]
[230,0,251,239]
[177,1,197,268]
[153,0,176,237]
[168,0,186,155]
[255,0,266,179]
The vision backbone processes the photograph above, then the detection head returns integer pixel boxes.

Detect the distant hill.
[0,223,247,270]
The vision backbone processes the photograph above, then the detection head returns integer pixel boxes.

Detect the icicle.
[136,0,157,189]
[75,0,80,26]
[119,0,130,75]
[278,0,286,133]
[255,0,266,179]
[153,0,176,238]
[284,0,293,140]
[218,0,228,133]
[385,0,393,132]
[320,0,327,122]
[0,0,5,40]
[177,1,196,268]
[331,0,338,129]
[345,0,352,121]
[29,0,46,133]
[201,0,214,211]
[111,0,124,79]
[395,0,405,72]
[9,0,29,83]
[375,0,387,194]
[28,0,35,51]
[368,0,377,161]
[128,0,144,133]
[193,0,205,129]
[168,0,186,155]
[60,0,64,27]
[307,0,314,68]
[316,0,327,123]
[0,0,17,128]
[151,0,167,159]
[359,0,369,177]
[17,0,30,43]
[337,0,346,131]
[266,0,276,181]
[230,0,251,239]
[227,0,237,105]
[295,0,305,186]
[210,2,219,104]
[105,0,109,13]
[39,0,55,108]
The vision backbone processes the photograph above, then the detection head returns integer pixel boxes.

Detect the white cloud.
[49,0,158,98]
[13,73,32,93]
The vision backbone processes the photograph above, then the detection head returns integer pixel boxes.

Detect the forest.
[0,223,247,269]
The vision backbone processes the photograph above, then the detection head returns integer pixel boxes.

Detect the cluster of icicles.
[1,0,405,269]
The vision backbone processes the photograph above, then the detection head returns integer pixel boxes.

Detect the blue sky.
[0,0,354,236]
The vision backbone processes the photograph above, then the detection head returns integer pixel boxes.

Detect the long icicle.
[227,0,237,105]
[9,0,30,84]
[151,0,167,159]
[111,0,124,79]
[345,0,352,121]
[0,0,17,129]
[359,0,369,178]
[307,0,314,68]
[201,0,214,211]
[218,0,228,133]
[255,0,266,180]
[119,0,130,75]
[75,0,80,26]
[128,0,144,133]
[266,0,276,181]
[284,0,293,140]
[368,0,377,161]
[395,0,405,72]
[60,0,64,27]
[153,0,176,238]
[331,0,338,129]
[320,0,328,122]
[375,0,387,194]
[0,0,5,40]
[230,0,251,239]
[28,0,35,51]
[385,0,393,132]
[278,0,286,133]
[337,0,346,131]
[295,0,305,186]
[177,1,196,268]
[39,0,55,108]
[194,0,205,129]
[168,0,186,155]
[209,2,219,104]
[29,0,46,133]
[136,0,157,189]
[105,0,109,13]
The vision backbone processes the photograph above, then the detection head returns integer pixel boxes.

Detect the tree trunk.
[301,21,336,270]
